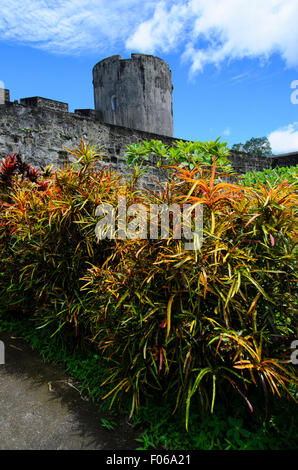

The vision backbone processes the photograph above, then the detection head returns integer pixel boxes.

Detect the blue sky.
[0,0,298,154]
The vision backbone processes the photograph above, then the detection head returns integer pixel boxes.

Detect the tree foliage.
[232,137,273,157]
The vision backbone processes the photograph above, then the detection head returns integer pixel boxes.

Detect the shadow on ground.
[0,331,140,450]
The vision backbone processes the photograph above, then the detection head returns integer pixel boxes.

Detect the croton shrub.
[0,140,297,428]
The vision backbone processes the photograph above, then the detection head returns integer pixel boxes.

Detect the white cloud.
[268,122,298,154]
[0,0,298,74]
[127,0,298,74]
[222,127,231,136]
[125,2,190,53]
[0,0,151,54]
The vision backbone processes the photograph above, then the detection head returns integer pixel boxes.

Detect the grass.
[0,312,296,450]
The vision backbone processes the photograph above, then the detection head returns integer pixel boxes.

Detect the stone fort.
[0,53,297,178]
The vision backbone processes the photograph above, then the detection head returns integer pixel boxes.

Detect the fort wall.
[0,94,297,186]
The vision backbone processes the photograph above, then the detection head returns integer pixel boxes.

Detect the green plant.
[82,159,297,428]
[100,418,117,430]
[240,165,298,186]
[124,138,233,173]
[64,137,105,173]
[0,141,297,434]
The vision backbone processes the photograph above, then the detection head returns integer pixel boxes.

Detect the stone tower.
[92,54,173,137]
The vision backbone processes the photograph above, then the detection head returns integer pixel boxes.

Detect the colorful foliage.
[0,141,297,429]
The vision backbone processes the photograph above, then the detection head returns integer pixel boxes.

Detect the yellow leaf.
[166,295,176,338]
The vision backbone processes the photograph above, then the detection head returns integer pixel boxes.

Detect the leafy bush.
[124,138,233,173]
[0,142,121,335]
[83,161,297,427]
[240,165,298,186]
[0,142,297,431]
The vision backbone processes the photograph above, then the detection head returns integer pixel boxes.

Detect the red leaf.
[158,347,163,373]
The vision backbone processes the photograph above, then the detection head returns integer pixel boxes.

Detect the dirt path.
[0,332,139,450]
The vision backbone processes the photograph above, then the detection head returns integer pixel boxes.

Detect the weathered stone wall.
[271,152,298,168]
[229,151,298,173]
[0,101,176,189]
[0,88,10,104]
[0,101,296,190]
[228,150,272,173]
[0,102,177,164]
[20,97,69,113]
